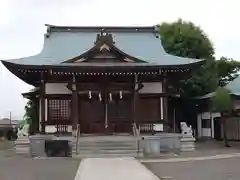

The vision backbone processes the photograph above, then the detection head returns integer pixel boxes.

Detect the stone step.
[70,136,141,157]
[77,147,137,151]
[77,142,137,148]
[78,149,138,154]
[74,153,142,158]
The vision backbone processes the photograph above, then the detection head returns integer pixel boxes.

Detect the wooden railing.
[139,121,165,134]
[55,124,68,133]
[139,123,155,134]
[132,123,140,136]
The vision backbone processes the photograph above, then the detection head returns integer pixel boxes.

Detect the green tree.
[212,87,234,147]
[159,19,240,97]
[159,19,214,60]
[216,57,240,86]
[159,19,217,97]
[158,19,240,131]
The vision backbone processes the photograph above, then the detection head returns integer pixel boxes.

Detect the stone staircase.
[72,136,142,158]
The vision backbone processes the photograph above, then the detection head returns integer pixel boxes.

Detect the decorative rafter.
[74,58,86,62]
[99,44,110,51]
[124,58,135,62]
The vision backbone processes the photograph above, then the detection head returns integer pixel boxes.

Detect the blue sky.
[0,0,239,119]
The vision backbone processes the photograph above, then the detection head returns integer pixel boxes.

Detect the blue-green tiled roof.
[225,75,240,93]
[2,25,203,66]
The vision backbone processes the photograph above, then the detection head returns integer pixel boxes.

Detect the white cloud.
[0,0,240,119]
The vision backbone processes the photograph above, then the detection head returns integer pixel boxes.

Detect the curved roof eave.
[1,51,204,67]
[1,58,204,70]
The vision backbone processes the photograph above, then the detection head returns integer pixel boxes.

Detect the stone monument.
[180,122,195,152]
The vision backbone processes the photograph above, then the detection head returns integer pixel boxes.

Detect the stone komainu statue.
[180,122,193,136]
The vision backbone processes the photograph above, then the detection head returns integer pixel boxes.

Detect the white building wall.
[139,82,162,94]
[45,83,71,94]
[45,82,162,94]
[197,112,221,138]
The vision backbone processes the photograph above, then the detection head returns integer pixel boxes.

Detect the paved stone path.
[75,157,160,180]
[145,157,240,180]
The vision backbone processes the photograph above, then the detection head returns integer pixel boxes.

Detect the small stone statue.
[180,122,193,136]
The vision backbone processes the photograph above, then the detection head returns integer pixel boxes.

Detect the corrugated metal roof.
[2,25,203,66]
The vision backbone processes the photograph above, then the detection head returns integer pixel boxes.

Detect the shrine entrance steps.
[72,135,143,158]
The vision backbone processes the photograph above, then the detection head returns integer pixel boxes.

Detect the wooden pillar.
[36,97,40,133]
[104,89,108,129]
[132,74,138,125]
[40,78,46,134]
[71,77,78,135]
[163,76,169,131]
[31,98,39,134]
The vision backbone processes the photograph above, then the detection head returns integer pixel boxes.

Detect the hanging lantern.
[88,91,92,99]
[119,91,123,99]
[109,93,112,102]
[98,92,102,101]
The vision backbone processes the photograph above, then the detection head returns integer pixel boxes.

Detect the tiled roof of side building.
[1,24,203,66]
[199,74,240,99]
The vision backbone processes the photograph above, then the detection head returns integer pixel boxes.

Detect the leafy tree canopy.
[158,19,240,97]
[216,57,240,86]
[212,87,233,114]
[159,19,214,60]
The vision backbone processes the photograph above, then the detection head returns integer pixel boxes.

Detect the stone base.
[29,134,56,157]
[141,133,181,156]
[180,135,195,152]
[15,136,30,155]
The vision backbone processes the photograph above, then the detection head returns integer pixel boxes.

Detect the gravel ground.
[0,140,80,180]
[0,157,80,180]
[145,157,240,180]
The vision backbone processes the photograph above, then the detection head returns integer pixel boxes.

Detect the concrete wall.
[197,112,221,138]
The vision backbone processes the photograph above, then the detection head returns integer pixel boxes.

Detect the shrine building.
[1,24,203,135]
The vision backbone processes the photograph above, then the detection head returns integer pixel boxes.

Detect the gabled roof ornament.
[94,28,115,45]
[45,26,51,38]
